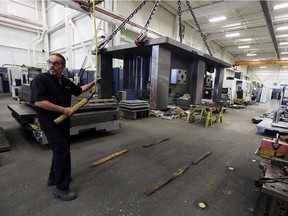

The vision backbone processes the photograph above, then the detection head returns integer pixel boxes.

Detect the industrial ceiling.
[162,0,288,62]
[54,0,288,64]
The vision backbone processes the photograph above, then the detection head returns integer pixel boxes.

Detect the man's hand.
[81,77,101,92]
[96,77,102,82]
[63,107,75,116]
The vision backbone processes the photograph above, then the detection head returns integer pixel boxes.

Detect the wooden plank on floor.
[144,165,189,196]
[191,151,211,165]
[91,149,128,167]
[143,138,169,148]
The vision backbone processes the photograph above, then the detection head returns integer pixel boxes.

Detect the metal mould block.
[98,36,231,109]
[70,110,120,127]
[170,69,187,84]
[7,104,37,125]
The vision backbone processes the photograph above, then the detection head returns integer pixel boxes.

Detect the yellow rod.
[92,0,98,89]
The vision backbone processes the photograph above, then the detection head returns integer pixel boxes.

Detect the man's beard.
[49,70,56,75]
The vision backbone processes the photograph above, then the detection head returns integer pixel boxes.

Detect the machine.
[7,81,120,145]
[222,78,253,107]
[96,36,230,111]
[0,65,43,98]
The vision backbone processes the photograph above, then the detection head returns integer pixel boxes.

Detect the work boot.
[53,188,77,201]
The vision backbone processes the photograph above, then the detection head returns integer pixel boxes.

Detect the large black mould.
[96,36,231,110]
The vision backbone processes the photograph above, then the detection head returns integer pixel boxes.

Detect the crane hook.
[134,30,147,47]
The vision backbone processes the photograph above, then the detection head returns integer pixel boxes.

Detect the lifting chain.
[98,0,149,50]
[178,0,183,43]
[143,0,160,31]
[135,0,160,47]
[185,0,213,56]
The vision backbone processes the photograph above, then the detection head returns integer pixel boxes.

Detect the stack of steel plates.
[119,100,149,120]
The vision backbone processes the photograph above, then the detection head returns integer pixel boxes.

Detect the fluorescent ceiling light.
[209,16,227,23]
[274,14,288,20]
[238,45,250,49]
[222,23,241,28]
[276,34,288,39]
[274,3,288,10]
[280,42,288,45]
[237,38,252,42]
[247,53,257,56]
[281,52,288,55]
[226,33,240,38]
[277,26,288,31]
[251,59,265,61]
[259,66,267,68]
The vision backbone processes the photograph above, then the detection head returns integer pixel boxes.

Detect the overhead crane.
[234,60,288,66]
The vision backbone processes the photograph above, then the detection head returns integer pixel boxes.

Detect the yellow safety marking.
[259,148,288,160]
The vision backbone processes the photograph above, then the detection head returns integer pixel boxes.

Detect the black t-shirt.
[30,72,82,129]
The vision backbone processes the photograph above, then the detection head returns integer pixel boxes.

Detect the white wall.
[249,66,288,88]
[0,25,45,66]
[46,2,65,27]
[0,0,42,23]
[116,1,175,37]
[0,0,45,67]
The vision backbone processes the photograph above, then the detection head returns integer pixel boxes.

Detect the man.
[30,53,98,201]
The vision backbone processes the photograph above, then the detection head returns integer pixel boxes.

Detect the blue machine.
[113,67,123,96]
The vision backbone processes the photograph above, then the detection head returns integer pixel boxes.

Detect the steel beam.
[235,60,288,66]
[150,45,171,110]
[260,1,280,59]
[213,66,224,103]
[188,59,205,105]
[98,52,113,98]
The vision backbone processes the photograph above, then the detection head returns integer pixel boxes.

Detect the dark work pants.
[43,125,71,190]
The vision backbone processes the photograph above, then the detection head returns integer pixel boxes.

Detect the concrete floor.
[0,93,280,216]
